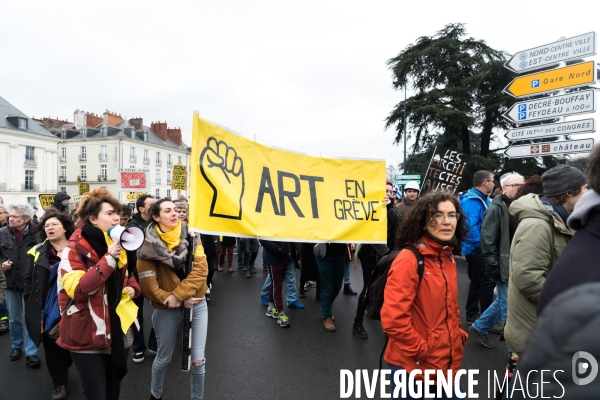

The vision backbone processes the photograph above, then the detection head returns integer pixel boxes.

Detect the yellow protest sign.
[126,192,144,202]
[79,183,90,195]
[189,115,386,243]
[38,194,55,210]
[171,165,187,191]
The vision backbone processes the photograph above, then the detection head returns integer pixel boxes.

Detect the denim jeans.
[5,289,37,356]
[343,261,351,284]
[465,247,495,317]
[389,365,464,399]
[261,261,297,304]
[240,238,259,271]
[316,254,344,319]
[151,302,208,399]
[472,282,508,334]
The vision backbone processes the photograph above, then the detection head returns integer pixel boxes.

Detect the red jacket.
[56,228,140,352]
[380,235,467,379]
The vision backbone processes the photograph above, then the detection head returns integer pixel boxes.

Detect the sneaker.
[353,322,368,339]
[9,347,22,361]
[277,314,290,328]
[287,300,304,309]
[469,325,496,349]
[261,295,269,306]
[298,289,306,299]
[51,385,67,400]
[0,320,9,334]
[489,321,504,334]
[466,313,480,325]
[343,283,357,295]
[25,355,41,367]
[323,317,336,332]
[147,348,157,355]
[132,352,145,363]
[251,267,256,274]
[262,266,267,271]
[244,271,251,278]
[307,280,317,288]
[266,307,278,318]
[304,282,311,291]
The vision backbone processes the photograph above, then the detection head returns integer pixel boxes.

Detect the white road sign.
[503,90,595,123]
[505,138,595,159]
[504,32,596,73]
[504,118,596,141]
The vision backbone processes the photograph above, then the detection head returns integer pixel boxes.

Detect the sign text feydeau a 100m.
[503,61,597,98]
[504,32,596,73]
[505,138,595,159]
[503,89,595,123]
[504,118,596,141]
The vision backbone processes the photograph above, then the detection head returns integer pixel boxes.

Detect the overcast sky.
[1,1,598,171]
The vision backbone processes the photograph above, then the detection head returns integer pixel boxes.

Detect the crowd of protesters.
[1,144,600,399]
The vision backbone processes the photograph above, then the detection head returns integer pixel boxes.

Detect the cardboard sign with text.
[118,169,149,192]
[421,146,471,195]
[171,165,187,191]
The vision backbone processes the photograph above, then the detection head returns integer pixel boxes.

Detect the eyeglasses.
[44,222,62,229]
[432,212,460,222]
[504,184,523,188]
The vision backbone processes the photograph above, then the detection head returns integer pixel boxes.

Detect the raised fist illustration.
[200,137,245,219]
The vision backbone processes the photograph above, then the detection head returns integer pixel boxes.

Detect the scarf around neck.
[155,220,182,252]
[138,221,189,270]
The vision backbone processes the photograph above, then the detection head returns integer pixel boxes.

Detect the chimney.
[151,121,168,141]
[129,117,143,131]
[167,127,183,146]
[103,109,124,126]
[41,116,70,130]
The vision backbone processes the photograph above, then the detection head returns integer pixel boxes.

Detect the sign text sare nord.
[254,167,381,222]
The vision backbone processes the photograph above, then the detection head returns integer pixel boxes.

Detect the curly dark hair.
[75,188,122,225]
[395,190,467,253]
[38,209,76,241]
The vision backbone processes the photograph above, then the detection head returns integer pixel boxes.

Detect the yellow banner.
[171,165,187,191]
[189,115,386,243]
[78,183,90,195]
[126,192,144,202]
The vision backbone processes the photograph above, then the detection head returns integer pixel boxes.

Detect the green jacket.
[504,194,573,355]
[480,195,511,283]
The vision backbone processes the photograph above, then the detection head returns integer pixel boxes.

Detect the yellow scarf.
[155,220,182,252]
[103,232,128,269]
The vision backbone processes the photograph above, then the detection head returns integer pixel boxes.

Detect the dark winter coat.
[125,212,148,280]
[359,203,401,258]
[538,190,600,315]
[259,240,292,265]
[23,241,53,346]
[480,194,512,283]
[52,192,71,212]
[220,236,236,246]
[0,222,41,291]
[511,282,600,399]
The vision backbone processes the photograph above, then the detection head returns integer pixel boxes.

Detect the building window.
[80,165,87,180]
[80,146,87,160]
[156,170,161,184]
[60,130,66,139]
[167,174,171,185]
[144,149,149,162]
[101,165,107,180]
[155,188,160,198]
[130,165,135,169]
[143,132,148,142]
[101,127,108,137]
[61,147,67,161]
[25,170,34,190]
[167,154,171,165]
[178,156,182,165]
[156,152,161,163]
[131,130,135,139]
[19,118,27,129]
[130,147,135,161]
[25,146,35,161]
[27,197,35,208]
[166,189,171,199]
[60,166,66,180]
[81,128,87,138]
[100,145,107,161]
[60,186,66,192]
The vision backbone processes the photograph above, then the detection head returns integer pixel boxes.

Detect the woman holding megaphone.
[56,188,141,400]
[136,199,209,400]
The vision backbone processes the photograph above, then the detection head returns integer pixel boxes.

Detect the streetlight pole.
[403,84,407,172]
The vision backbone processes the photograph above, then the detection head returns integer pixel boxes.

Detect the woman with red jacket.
[57,189,140,400]
[381,191,468,399]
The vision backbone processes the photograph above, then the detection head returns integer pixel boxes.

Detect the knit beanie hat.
[542,165,587,197]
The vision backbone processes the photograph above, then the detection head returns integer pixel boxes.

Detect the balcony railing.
[156,160,162,167]
[129,156,137,163]
[156,179,162,185]
[167,179,172,185]
[21,184,39,192]
[24,156,37,165]
[60,156,67,162]
[97,175,108,181]
[99,154,107,161]
[79,155,87,161]
[59,177,66,182]
[77,176,87,182]
[167,161,172,168]
[143,158,150,165]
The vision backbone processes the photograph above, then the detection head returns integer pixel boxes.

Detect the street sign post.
[503,89,595,123]
[504,138,594,159]
[395,174,421,180]
[395,179,421,185]
[503,61,596,98]
[504,118,596,141]
[504,32,596,74]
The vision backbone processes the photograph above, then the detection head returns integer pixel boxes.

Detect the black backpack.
[364,244,425,321]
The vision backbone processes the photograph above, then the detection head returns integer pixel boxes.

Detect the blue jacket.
[259,240,292,266]
[459,188,491,256]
